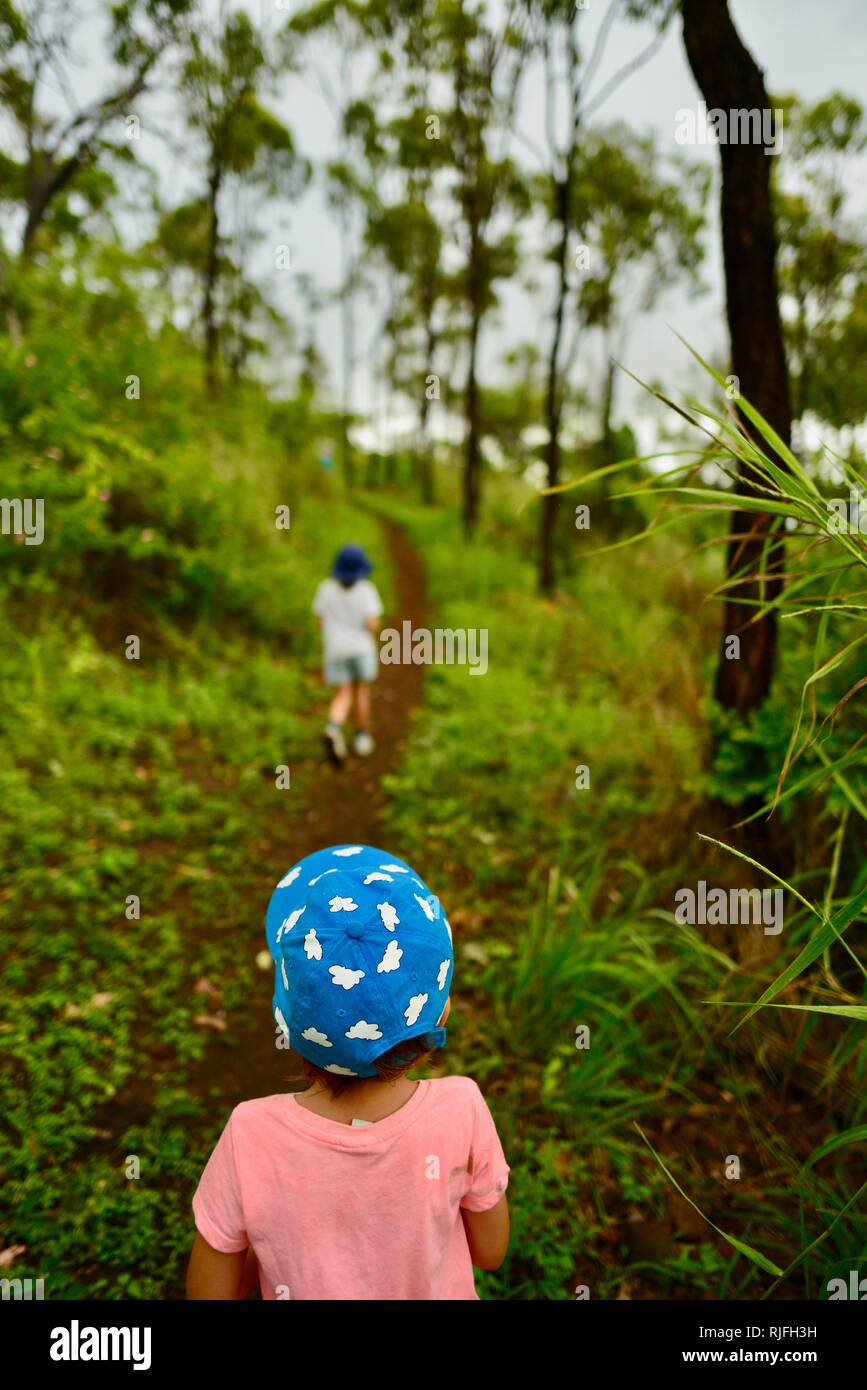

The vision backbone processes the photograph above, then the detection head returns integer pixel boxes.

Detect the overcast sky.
[11,0,867,445]
[278,0,867,444]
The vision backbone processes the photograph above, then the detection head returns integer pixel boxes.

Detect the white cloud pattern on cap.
[377,902,399,931]
[333,846,363,856]
[437,959,450,990]
[275,1006,289,1039]
[364,872,393,884]
[329,895,358,913]
[380,864,408,873]
[277,865,302,889]
[346,1020,382,1040]
[277,906,305,941]
[309,868,338,886]
[414,894,436,922]
[329,964,365,989]
[303,928,322,960]
[377,940,403,974]
[302,1026,332,1047]
[404,993,428,1026]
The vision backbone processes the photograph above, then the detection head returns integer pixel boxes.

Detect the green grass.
[369,485,867,1300]
[0,280,392,1295]
[2,272,864,1298]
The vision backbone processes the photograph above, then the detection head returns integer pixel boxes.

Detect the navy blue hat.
[265,845,453,1078]
[332,544,373,583]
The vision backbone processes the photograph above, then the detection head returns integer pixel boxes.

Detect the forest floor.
[185,511,431,1108]
[3,478,861,1302]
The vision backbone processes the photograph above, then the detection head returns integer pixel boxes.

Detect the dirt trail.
[196,510,429,1106]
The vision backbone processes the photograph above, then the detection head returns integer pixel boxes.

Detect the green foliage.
[369,482,866,1298]
[0,255,387,1299]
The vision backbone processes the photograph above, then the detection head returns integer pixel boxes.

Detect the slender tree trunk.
[339,207,355,489]
[418,397,435,505]
[22,160,82,258]
[463,299,482,535]
[539,181,570,594]
[682,0,791,715]
[418,314,437,505]
[463,220,484,535]
[600,351,616,462]
[0,246,22,342]
[203,159,222,393]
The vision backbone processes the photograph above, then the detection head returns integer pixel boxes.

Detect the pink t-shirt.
[193,1075,509,1301]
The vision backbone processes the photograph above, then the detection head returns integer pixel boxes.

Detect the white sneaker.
[353,730,375,757]
[324,723,347,762]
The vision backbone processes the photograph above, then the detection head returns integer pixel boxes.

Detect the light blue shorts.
[324,651,378,686]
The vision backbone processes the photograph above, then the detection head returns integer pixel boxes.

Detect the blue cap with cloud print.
[265,844,453,1078]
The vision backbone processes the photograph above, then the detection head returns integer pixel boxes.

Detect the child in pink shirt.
[188,844,510,1300]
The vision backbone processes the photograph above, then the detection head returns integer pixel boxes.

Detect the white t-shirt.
[313,578,383,661]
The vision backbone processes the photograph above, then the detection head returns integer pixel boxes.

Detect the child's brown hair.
[297,1034,439,1098]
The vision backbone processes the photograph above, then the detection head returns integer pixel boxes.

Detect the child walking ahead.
[314,544,382,763]
[188,844,510,1301]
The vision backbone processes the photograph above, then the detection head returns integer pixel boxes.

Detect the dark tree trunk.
[203,159,222,392]
[22,157,85,258]
[600,352,616,462]
[539,179,570,594]
[418,314,437,505]
[682,0,792,715]
[20,68,150,260]
[463,265,483,535]
[418,395,435,506]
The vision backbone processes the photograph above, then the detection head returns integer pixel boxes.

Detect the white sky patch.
[364,872,393,884]
[302,1026,332,1047]
[277,906,305,941]
[333,846,364,856]
[275,1006,289,1039]
[309,868,338,885]
[345,1019,383,1040]
[414,894,436,922]
[277,865,302,888]
[377,902,399,932]
[437,960,450,990]
[329,895,358,913]
[329,964,365,989]
[48,1,867,449]
[404,993,428,1027]
[304,928,322,960]
[377,940,403,974]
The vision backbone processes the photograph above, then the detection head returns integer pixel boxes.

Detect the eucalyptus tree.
[773,93,866,428]
[430,0,531,534]
[520,0,680,590]
[286,0,381,485]
[360,0,455,503]
[179,2,305,390]
[677,0,791,715]
[0,0,189,258]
